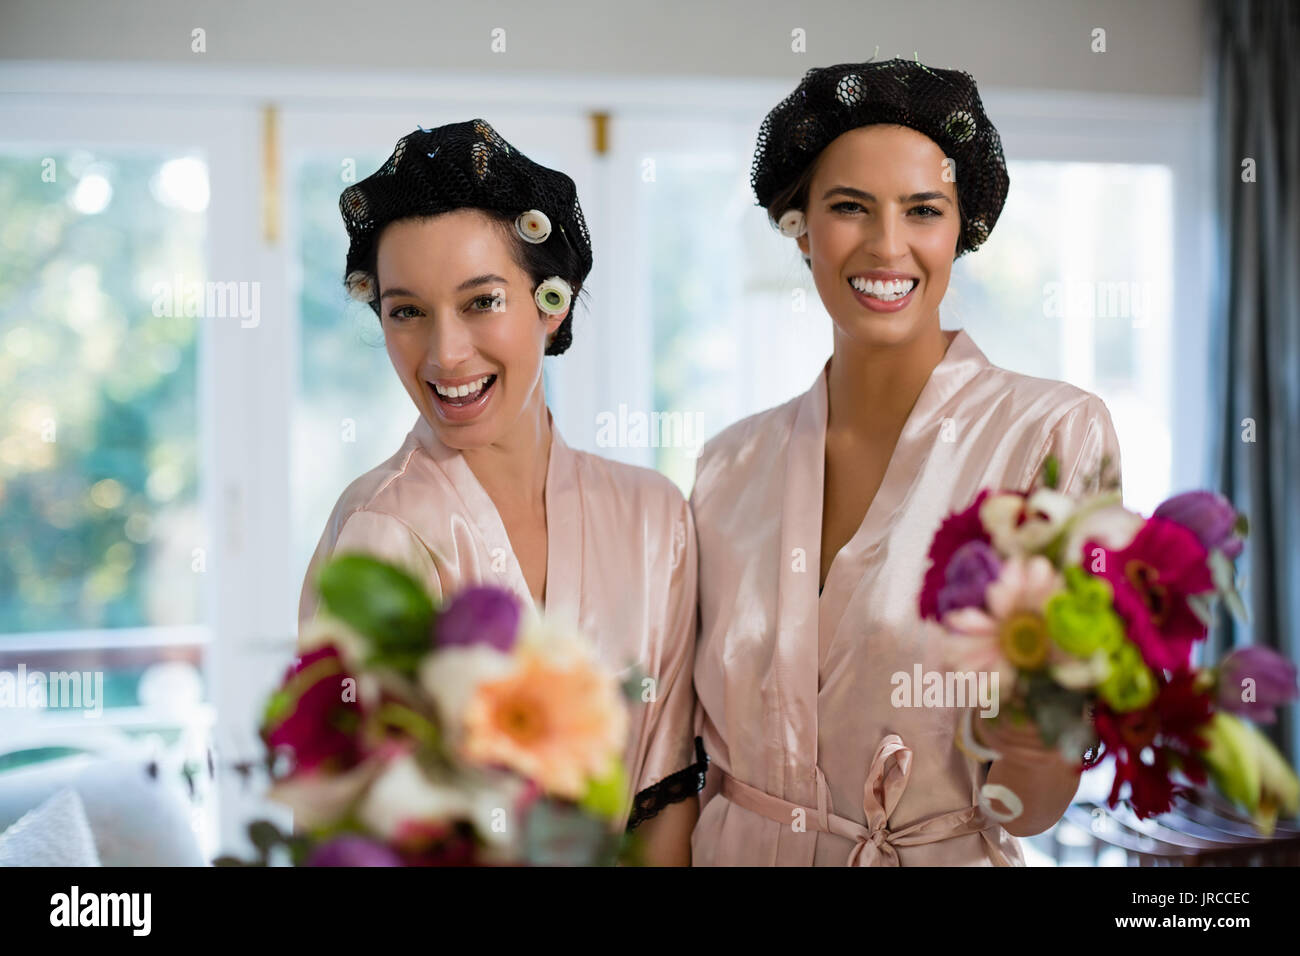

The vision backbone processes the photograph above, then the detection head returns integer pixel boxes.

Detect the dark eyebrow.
[379,274,509,300]
[456,273,508,292]
[821,186,953,205]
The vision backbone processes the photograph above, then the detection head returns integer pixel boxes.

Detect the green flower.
[579,758,629,821]
[1097,640,1157,712]
[1202,711,1300,835]
[1045,566,1125,657]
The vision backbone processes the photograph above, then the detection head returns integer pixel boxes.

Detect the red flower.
[1093,670,1214,819]
[919,489,993,620]
[393,820,480,866]
[1085,516,1213,673]
[263,645,364,774]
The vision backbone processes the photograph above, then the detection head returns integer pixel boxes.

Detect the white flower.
[1060,497,1144,569]
[418,644,515,743]
[266,747,392,830]
[515,209,551,244]
[980,489,1076,557]
[777,208,807,238]
[513,607,600,668]
[345,269,377,303]
[357,752,522,851]
[1050,649,1112,690]
[534,276,572,315]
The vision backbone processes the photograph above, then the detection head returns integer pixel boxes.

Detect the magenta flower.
[920,489,993,620]
[263,645,363,773]
[937,539,1002,616]
[435,586,522,652]
[1217,646,1299,724]
[1153,490,1244,560]
[1085,517,1214,673]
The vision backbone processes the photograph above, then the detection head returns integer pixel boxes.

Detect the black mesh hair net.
[751,58,1009,257]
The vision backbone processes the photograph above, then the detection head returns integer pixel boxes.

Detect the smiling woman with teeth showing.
[297,121,707,864]
[690,60,1125,867]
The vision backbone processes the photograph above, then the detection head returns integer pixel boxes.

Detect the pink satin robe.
[690,329,1123,866]
[298,412,702,829]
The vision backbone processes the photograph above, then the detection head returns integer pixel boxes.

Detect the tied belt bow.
[720,733,997,866]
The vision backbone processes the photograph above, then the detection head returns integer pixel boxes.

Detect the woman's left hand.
[974,713,1083,837]
[972,712,1077,767]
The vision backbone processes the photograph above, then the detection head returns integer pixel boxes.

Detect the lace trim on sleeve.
[625,736,709,831]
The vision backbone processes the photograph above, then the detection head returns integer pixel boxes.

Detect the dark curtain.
[1207,0,1300,765]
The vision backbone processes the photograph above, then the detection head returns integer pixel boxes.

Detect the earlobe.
[544,311,568,351]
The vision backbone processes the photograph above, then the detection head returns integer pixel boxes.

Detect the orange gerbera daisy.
[461,642,627,800]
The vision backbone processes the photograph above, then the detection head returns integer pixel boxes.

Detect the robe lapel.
[817,330,992,657]
[414,413,556,614]
[770,366,830,815]
[541,417,583,625]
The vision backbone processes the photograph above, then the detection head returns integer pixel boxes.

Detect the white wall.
[0,0,1207,97]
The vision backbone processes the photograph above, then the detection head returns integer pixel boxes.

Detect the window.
[949,159,1176,513]
[0,147,208,698]
[291,151,410,582]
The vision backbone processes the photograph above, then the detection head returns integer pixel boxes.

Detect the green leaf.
[1209,549,1249,622]
[261,688,293,731]
[317,553,435,671]
[1042,454,1060,490]
[620,665,648,702]
[374,701,441,749]
[248,819,285,856]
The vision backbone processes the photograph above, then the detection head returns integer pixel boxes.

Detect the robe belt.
[719,733,999,866]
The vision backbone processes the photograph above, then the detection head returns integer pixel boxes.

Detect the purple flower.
[306,835,403,867]
[1217,645,1298,724]
[936,540,1002,617]
[1153,490,1244,560]
[435,586,522,652]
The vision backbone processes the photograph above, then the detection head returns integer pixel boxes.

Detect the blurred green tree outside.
[0,152,205,635]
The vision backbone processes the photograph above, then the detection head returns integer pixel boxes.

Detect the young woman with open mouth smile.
[298,120,706,864]
[689,60,1124,867]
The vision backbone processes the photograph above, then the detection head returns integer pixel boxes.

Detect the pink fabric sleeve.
[297,509,442,647]
[1020,395,1124,497]
[633,494,702,795]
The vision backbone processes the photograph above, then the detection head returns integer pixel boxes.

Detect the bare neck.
[825,322,953,438]
[461,384,552,513]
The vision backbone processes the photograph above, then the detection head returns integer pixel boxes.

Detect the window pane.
[645,148,833,494]
[949,161,1174,512]
[0,150,207,635]
[292,155,415,583]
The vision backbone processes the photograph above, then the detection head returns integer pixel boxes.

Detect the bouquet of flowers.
[919,465,1299,831]
[235,553,633,866]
